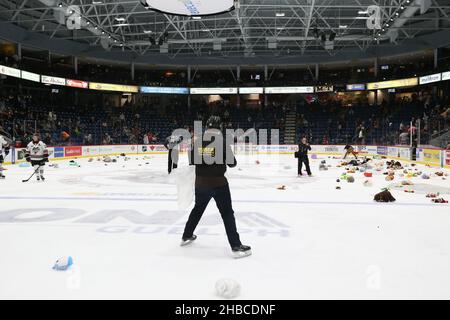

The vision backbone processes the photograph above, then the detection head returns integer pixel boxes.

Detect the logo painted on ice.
[0,208,290,238]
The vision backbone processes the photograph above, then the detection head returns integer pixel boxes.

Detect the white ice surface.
[0,153,449,299]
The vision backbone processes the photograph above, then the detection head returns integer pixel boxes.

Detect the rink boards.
[3,144,448,168]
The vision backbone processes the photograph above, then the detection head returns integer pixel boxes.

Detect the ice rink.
[0,153,449,300]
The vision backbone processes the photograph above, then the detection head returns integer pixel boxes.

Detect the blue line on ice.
[0,196,443,207]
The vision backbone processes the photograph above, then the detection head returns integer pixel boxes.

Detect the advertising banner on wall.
[140,87,189,94]
[387,147,399,158]
[53,147,65,158]
[367,77,418,90]
[66,79,89,89]
[346,84,366,91]
[360,145,378,155]
[239,87,264,94]
[419,73,442,85]
[190,88,238,95]
[398,147,411,160]
[442,71,450,81]
[41,75,66,86]
[0,65,21,78]
[21,70,40,82]
[377,146,388,156]
[265,87,314,94]
[315,86,334,93]
[64,146,82,157]
[421,148,441,166]
[89,82,139,93]
[138,145,167,153]
[82,146,100,157]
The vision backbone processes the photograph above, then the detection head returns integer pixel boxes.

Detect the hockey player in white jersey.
[0,134,11,179]
[25,134,49,181]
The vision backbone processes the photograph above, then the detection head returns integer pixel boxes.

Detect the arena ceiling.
[0,0,450,65]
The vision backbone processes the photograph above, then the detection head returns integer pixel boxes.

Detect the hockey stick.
[22,165,41,183]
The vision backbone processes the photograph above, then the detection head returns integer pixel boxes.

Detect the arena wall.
[3,144,448,168]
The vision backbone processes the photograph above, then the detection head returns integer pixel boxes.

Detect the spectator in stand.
[102,133,112,145]
[83,134,93,145]
[143,133,149,145]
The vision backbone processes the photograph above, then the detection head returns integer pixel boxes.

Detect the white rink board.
[5,144,445,167]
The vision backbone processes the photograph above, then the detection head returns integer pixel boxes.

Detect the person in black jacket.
[164,135,182,174]
[296,137,312,176]
[181,116,251,259]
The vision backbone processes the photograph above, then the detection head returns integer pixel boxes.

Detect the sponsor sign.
[54,147,65,158]
[315,85,334,93]
[89,82,139,93]
[190,88,238,95]
[398,147,411,160]
[367,77,418,90]
[113,145,138,154]
[387,147,399,158]
[255,145,297,153]
[377,146,388,156]
[346,84,366,91]
[357,145,368,154]
[41,75,66,86]
[0,65,21,78]
[445,150,450,167]
[323,146,340,153]
[21,70,40,82]
[137,145,167,153]
[422,148,441,166]
[265,87,314,94]
[99,146,114,154]
[66,79,89,89]
[442,71,450,81]
[365,146,378,155]
[65,146,82,157]
[140,87,189,94]
[239,87,264,94]
[419,73,442,85]
[82,146,100,157]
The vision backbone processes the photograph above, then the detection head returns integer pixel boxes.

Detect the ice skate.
[232,245,252,259]
[180,235,197,247]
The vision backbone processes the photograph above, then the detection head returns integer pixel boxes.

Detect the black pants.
[168,149,178,174]
[183,184,242,248]
[31,160,46,167]
[298,156,312,175]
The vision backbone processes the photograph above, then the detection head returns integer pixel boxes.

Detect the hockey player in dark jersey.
[163,135,182,174]
[25,134,49,181]
[343,144,358,159]
[181,116,251,259]
[0,134,11,179]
